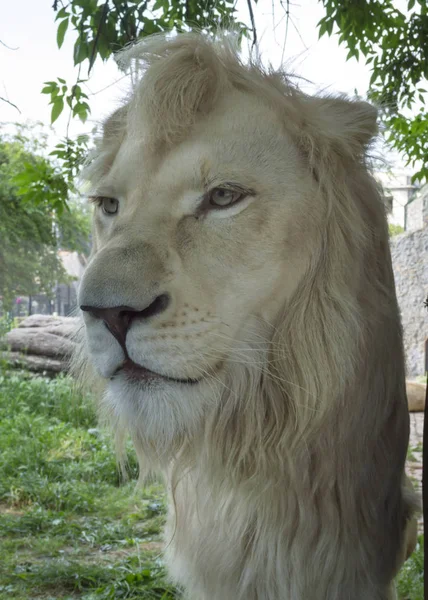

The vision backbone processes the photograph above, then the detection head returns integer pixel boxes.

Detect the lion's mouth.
[114,358,201,385]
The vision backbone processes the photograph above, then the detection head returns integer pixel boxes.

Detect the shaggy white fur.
[73,32,419,600]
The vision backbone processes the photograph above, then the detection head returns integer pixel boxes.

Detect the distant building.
[388,178,427,377]
[55,251,87,316]
[375,170,420,229]
[405,183,428,232]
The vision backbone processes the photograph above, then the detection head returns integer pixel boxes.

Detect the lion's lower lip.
[115,359,200,385]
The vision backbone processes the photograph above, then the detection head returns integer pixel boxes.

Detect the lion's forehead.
[104,90,295,209]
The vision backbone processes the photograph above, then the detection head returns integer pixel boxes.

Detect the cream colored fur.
[74,32,419,600]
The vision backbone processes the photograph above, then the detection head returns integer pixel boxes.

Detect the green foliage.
[318,0,428,182]
[0,314,15,336]
[42,78,90,125]
[47,0,246,123]
[54,0,245,72]
[0,369,175,599]
[396,536,424,600]
[50,134,91,184]
[0,127,91,310]
[12,155,68,214]
[389,223,405,236]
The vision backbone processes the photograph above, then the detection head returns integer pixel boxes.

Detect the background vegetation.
[0,125,91,312]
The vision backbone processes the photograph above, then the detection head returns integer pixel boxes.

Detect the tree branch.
[281,0,290,63]
[0,96,21,113]
[88,1,109,75]
[246,0,257,52]
[66,64,82,140]
[0,39,19,51]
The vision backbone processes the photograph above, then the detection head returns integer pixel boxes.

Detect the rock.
[407,381,426,412]
[18,315,66,328]
[5,329,75,358]
[1,351,67,374]
[0,315,80,374]
[390,228,428,377]
[18,314,80,333]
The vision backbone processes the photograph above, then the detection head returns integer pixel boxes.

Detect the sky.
[0,0,405,168]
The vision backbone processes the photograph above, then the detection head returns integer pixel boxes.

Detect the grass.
[0,368,176,600]
[397,536,425,600]
[0,367,424,599]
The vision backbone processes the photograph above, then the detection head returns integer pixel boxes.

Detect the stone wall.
[390,227,428,376]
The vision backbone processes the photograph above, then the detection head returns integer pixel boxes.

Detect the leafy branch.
[318,0,428,182]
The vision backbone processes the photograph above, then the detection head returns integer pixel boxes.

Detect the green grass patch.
[397,536,424,600]
[0,368,175,599]
[0,367,423,598]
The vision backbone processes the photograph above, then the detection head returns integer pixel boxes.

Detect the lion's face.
[78,90,318,444]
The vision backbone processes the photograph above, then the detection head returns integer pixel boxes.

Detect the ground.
[0,369,424,600]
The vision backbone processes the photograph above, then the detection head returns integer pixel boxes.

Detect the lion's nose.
[80,293,170,345]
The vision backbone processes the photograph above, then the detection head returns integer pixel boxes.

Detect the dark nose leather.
[80,293,170,346]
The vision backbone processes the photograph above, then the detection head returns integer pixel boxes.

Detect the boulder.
[1,351,67,374]
[1,315,80,374]
[5,329,75,358]
[407,381,426,412]
[18,314,70,328]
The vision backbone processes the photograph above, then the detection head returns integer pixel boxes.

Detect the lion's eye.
[99,197,119,215]
[208,188,244,208]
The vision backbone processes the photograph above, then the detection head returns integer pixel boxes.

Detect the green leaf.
[408,0,415,9]
[73,38,89,65]
[57,18,69,49]
[55,7,69,20]
[41,82,58,94]
[318,19,328,39]
[73,85,82,101]
[41,86,55,94]
[51,98,64,124]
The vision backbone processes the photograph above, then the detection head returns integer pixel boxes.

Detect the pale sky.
[0,0,404,168]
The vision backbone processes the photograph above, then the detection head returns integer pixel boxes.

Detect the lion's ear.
[119,34,228,144]
[301,96,378,159]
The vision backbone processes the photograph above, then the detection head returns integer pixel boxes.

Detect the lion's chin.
[112,358,202,386]
[105,368,217,459]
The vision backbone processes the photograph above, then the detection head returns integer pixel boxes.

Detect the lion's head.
[76,32,404,466]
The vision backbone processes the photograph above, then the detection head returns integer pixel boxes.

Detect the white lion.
[74,32,418,600]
